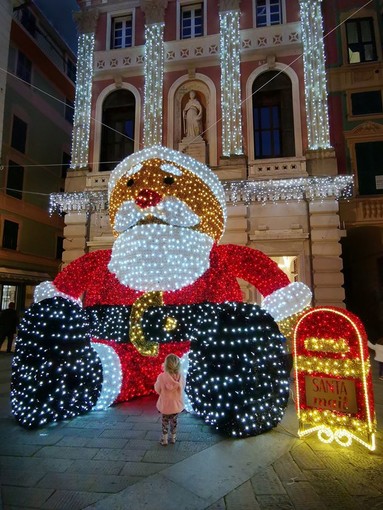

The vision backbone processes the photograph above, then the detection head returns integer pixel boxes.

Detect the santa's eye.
[163,176,174,185]
[126,178,135,187]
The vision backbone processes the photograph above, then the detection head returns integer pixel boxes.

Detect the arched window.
[252,71,295,159]
[99,90,135,172]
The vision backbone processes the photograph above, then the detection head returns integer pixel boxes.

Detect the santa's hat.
[108,145,227,223]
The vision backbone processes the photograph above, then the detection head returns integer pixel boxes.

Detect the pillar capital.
[73,8,99,34]
[140,0,168,25]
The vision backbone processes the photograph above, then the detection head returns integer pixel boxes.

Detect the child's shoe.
[169,433,176,444]
[160,434,168,446]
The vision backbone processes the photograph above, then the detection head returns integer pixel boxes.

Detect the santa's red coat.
[53,243,290,402]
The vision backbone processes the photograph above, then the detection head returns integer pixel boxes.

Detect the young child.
[368,339,383,380]
[154,353,185,446]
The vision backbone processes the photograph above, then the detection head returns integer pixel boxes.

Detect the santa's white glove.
[261,282,312,322]
[34,281,82,306]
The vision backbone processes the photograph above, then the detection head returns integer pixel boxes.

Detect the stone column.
[218,0,247,179]
[219,0,243,157]
[62,9,98,265]
[71,9,98,170]
[309,199,345,307]
[299,0,337,175]
[141,0,168,147]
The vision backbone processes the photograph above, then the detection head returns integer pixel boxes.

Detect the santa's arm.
[218,244,311,321]
[34,250,110,303]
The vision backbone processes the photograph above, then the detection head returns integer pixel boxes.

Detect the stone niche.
[174,81,209,164]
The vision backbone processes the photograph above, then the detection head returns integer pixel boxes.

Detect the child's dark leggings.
[162,413,178,434]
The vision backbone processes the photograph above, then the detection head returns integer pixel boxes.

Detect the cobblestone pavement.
[1,350,383,510]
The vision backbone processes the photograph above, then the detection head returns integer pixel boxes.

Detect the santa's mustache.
[114,196,200,233]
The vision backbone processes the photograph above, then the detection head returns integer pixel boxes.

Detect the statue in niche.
[183,90,203,138]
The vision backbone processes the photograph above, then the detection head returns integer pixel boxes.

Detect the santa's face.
[107,158,224,292]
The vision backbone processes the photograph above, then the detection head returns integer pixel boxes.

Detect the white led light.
[92,342,122,409]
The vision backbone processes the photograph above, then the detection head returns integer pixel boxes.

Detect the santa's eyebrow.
[160,163,182,176]
[127,163,143,176]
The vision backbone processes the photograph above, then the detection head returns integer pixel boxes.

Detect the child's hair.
[164,354,181,376]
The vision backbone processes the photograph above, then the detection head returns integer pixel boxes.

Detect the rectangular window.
[20,8,36,37]
[346,18,377,63]
[56,236,64,260]
[181,3,203,39]
[253,105,281,158]
[111,14,133,49]
[61,152,71,179]
[255,0,282,27]
[66,59,76,83]
[16,50,32,84]
[351,91,383,116]
[355,141,383,195]
[65,98,74,124]
[2,220,19,250]
[6,161,24,200]
[11,116,27,153]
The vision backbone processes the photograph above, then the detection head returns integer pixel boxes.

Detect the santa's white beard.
[108,224,214,292]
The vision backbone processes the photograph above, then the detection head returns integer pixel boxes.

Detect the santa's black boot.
[11,297,103,429]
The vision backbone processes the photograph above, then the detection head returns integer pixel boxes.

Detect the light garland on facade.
[219,9,243,156]
[143,24,164,147]
[299,0,331,150]
[49,175,353,214]
[70,33,95,169]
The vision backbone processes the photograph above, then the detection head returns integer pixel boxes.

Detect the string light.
[219,9,243,156]
[70,33,95,169]
[49,174,354,214]
[143,24,164,147]
[299,0,331,150]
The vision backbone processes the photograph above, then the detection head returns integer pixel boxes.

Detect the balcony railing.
[94,22,301,73]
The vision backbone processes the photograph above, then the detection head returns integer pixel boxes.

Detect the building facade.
[54,0,381,338]
[0,0,76,313]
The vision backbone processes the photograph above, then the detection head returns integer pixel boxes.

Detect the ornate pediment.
[346,121,383,139]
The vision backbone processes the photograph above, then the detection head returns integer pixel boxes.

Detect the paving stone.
[250,465,286,495]
[1,486,54,508]
[0,456,73,472]
[88,474,140,493]
[70,458,125,475]
[100,428,146,439]
[0,469,46,487]
[83,436,129,449]
[303,470,364,510]
[120,461,171,477]
[93,447,146,462]
[225,480,261,510]
[41,490,110,510]
[55,436,90,447]
[290,442,326,470]
[143,449,192,463]
[33,445,99,460]
[206,498,226,510]
[0,443,42,456]
[255,494,294,509]
[174,440,213,453]
[272,452,307,484]
[283,480,324,510]
[125,438,161,450]
[36,472,97,491]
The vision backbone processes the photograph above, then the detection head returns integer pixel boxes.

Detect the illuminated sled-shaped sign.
[293,307,376,451]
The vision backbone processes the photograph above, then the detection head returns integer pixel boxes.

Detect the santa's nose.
[135,189,162,209]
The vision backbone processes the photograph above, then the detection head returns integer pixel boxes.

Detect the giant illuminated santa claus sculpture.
[11,146,313,436]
